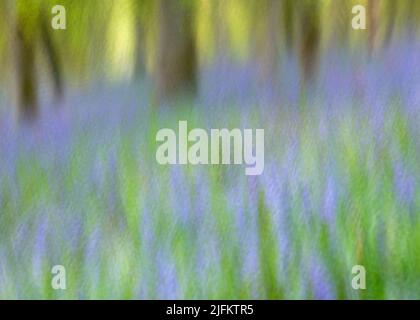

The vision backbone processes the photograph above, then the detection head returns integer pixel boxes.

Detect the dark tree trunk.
[299,1,320,86]
[282,0,295,54]
[154,0,197,104]
[16,19,38,122]
[40,11,63,104]
[133,0,147,79]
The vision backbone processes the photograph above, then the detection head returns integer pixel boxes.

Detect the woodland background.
[0,0,419,299]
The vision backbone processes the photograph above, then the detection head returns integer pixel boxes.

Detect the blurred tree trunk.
[16,14,38,122]
[134,22,145,77]
[367,0,380,56]
[282,0,295,54]
[134,0,149,78]
[383,0,397,47]
[4,0,38,122]
[40,10,63,104]
[213,0,228,60]
[406,0,418,38]
[154,0,197,103]
[256,0,280,92]
[332,0,350,47]
[298,1,320,86]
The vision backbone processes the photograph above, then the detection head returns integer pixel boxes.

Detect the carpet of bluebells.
[0,41,419,299]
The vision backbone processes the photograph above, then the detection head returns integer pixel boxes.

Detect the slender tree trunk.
[134,22,145,77]
[282,0,295,54]
[213,0,228,60]
[383,0,397,47]
[368,0,380,56]
[299,1,320,86]
[40,10,63,104]
[154,0,197,104]
[406,0,418,38]
[256,0,280,92]
[16,16,38,122]
[133,0,147,78]
[3,0,38,122]
[332,0,350,47]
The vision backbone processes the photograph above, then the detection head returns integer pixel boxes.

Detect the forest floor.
[0,45,419,299]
